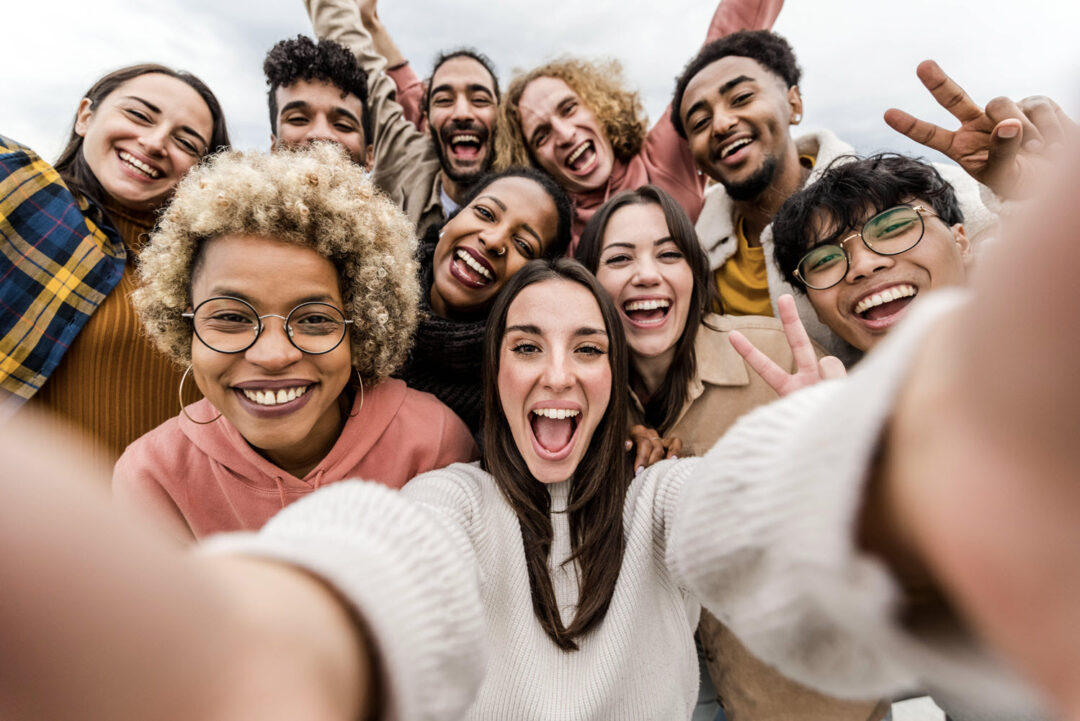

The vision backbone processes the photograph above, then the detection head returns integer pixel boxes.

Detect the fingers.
[986,96,1044,151]
[883,107,954,157]
[729,330,790,395]
[629,425,665,473]
[818,355,847,380]
[776,295,818,374]
[915,59,985,124]
[664,437,683,460]
[1017,94,1075,149]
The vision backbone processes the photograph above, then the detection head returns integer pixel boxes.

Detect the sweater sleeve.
[387,62,424,129]
[641,0,783,222]
[664,290,1040,713]
[202,469,488,721]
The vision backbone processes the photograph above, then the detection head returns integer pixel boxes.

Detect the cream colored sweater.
[208,292,1040,721]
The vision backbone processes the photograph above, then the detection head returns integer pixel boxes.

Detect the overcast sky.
[5,0,1080,164]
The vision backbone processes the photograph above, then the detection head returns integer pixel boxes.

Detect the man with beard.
[672,31,994,345]
[302,0,498,237]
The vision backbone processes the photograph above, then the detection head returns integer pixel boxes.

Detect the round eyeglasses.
[182,297,353,355]
[793,205,938,290]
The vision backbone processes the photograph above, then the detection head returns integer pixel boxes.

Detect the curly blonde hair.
[496,57,647,172]
[133,144,419,383]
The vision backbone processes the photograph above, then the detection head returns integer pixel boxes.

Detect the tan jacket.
[306,0,447,237]
[632,314,886,721]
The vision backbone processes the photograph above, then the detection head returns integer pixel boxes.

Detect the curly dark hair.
[423,47,500,113]
[671,30,801,138]
[772,153,964,292]
[263,35,372,145]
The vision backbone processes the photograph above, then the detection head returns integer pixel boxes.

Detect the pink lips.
[449,245,496,289]
[232,381,315,419]
[528,401,581,461]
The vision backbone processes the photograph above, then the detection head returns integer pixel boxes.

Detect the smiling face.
[594,203,694,372]
[189,234,353,476]
[498,279,612,484]
[430,176,558,317]
[679,56,801,200]
[516,76,615,194]
[272,79,372,168]
[75,72,214,211]
[427,55,498,184]
[804,201,972,352]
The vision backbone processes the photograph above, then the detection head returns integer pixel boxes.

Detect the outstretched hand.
[884,60,1075,199]
[729,294,845,397]
[627,425,683,474]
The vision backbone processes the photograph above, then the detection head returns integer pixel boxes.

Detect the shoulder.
[699,313,791,359]
[113,414,198,488]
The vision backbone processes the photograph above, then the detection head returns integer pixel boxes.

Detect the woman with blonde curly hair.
[113,144,477,542]
[495,0,782,251]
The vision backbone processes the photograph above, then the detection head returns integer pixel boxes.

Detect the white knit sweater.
[208,292,1040,721]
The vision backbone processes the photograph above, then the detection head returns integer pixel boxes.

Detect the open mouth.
[622,298,671,327]
[240,385,311,406]
[448,132,485,160]
[233,382,316,417]
[118,150,162,179]
[529,407,581,460]
[713,134,754,165]
[853,284,917,326]
[449,246,495,289]
[565,140,597,174]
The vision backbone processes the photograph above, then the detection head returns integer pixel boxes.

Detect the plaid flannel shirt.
[0,135,126,417]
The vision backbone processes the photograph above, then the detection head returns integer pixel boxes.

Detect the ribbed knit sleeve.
[666,290,1041,714]
[203,469,487,721]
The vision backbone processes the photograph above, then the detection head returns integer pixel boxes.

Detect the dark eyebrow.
[601,236,675,253]
[575,327,606,337]
[506,324,541,334]
[204,290,337,307]
[683,75,754,125]
[431,83,494,98]
[477,194,506,211]
[125,95,208,147]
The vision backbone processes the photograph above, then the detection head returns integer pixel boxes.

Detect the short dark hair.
[772,153,965,292]
[671,30,801,138]
[263,35,372,146]
[576,185,714,434]
[450,166,573,259]
[423,48,500,114]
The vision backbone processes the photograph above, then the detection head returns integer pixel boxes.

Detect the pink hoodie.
[113,378,477,541]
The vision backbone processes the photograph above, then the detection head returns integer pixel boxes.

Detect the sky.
[5,0,1080,165]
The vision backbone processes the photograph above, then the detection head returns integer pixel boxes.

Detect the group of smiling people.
[3,0,1080,720]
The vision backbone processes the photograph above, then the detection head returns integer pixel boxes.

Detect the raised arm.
[705,0,783,45]
[357,0,426,127]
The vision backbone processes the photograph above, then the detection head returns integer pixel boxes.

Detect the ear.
[364,144,374,169]
[787,85,804,125]
[74,98,94,137]
[952,223,974,268]
[270,133,279,149]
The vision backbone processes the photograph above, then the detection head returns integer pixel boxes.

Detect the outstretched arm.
[356,0,425,127]
[884,60,1076,199]
[705,0,783,44]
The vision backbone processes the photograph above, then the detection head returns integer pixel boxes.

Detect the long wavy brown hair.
[482,258,632,650]
[576,186,715,434]
[496,57,647,173]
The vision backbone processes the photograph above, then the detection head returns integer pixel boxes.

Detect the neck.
[440,171,469,206]
[260,393,349,479]
[632,347,676,401]
[733,141,808,246]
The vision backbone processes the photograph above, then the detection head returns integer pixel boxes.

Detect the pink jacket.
[113,378,478,541]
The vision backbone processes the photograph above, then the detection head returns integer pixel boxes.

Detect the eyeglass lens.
[797,206,925,289]
[191,298,348,354]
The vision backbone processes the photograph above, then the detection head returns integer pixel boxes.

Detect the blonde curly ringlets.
[132,144,419,383]
[496,57,647,172]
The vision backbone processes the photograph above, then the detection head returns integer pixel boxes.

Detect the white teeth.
[532,408,580,420]
[623,299,671,312]
[566,141,591,166]
[118,150,161,178]
[241,385,309,406]
[854,284,917,316]
[451,134,480,145]
[455,249,493,280]
[720,137,751,159]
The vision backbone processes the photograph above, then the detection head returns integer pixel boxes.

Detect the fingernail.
[625,440,633,450]
[670,455,678,460]
[636,465,644,475]
[997,124,1019,139]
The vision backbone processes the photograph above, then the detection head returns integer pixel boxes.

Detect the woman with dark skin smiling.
[395,166,572,435]
[113,145,476,543]
[0,63,230,465]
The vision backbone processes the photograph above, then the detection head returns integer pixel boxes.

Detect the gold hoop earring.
[178,365,221,425]
[348,369,365,418]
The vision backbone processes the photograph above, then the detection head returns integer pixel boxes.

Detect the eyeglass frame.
[793,204,939,291]
[181,296,354,355]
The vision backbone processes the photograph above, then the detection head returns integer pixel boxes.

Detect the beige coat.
[631,313,886,721]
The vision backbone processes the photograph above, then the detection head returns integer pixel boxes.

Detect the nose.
[451,95,476,121]
[243,316,304,370]
[139,126,169,156]
[551,116,575,146]
[540,347,573,392]
[478,228,509,258]
[631,256,661,286]
[711,107,737,137]
[304,115,338,144]
[844,238,893,282]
